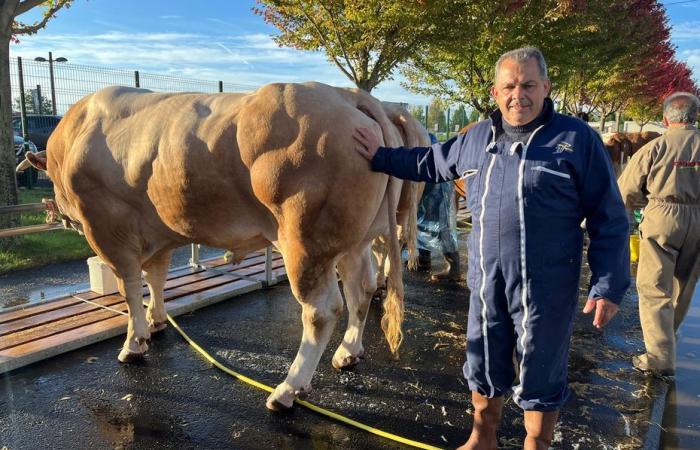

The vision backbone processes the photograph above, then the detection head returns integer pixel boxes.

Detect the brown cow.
[21,82,429,410]
[602,131,661,175]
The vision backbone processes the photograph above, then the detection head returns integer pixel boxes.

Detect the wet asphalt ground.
[0,238,684,450]
[661,294,700,450]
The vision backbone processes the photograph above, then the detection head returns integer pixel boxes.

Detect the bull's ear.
[26,151,47,171]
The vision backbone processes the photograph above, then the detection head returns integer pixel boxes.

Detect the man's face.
[491,57,551,126]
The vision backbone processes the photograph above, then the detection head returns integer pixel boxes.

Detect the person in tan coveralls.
[618,91,700,376]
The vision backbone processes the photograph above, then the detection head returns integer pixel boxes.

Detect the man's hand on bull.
[582,297,619,329]
[353,127,381,161]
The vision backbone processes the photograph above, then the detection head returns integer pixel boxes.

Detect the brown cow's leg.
[333,244,376,370]
[267,256,342,411]
[143,249,173,334]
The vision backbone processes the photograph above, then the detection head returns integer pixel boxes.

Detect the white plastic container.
[87,256,119,295]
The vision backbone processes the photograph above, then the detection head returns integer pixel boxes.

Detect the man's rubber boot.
[456,392,503,450]
[417,249,431,271]
[431,251,462,282]
[524,410,559,450]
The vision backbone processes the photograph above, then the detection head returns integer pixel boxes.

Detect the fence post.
[265,246,273,286]
[17,57,28,142]
[134,71,140,88]
[446,107,451,139]
[189,244,200,268]
[218,81,223,93]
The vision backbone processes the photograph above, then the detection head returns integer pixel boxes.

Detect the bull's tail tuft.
[381,176,404,356]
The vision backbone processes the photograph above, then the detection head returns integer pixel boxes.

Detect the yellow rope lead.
[167,314,444,450]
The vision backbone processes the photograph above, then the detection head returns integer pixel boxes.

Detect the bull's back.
[49,87,276,248]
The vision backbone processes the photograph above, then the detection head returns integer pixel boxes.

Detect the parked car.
[14,133,39,188]
[12,114,62,151]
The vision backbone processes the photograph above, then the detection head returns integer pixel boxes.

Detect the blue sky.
[11,0,700,106]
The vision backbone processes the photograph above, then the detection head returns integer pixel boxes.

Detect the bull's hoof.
[265,382,312,411]
[148,321,167,334]
[117,348,146,363]
[266,389,295,411]
[332,354,361,370]
[117,338,149,363]
[332,347,364,370]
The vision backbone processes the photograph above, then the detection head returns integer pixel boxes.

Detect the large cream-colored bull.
[22,82,428,410]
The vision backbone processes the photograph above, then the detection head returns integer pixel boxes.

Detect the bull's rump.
[48,83,391,254]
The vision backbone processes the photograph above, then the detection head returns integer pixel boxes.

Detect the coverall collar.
[487,98,555,152]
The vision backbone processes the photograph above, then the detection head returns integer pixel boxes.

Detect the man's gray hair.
[663,92,700,124]
[495,47,548,81]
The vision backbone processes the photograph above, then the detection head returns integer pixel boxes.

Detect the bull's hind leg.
[333,244,377,370]
[267,257,343,411]
[143,248,174,334]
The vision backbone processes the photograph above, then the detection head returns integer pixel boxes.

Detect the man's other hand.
[582,297,619,329]
[353,127,381,161]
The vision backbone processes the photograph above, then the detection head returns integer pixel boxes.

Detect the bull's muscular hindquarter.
[39,82,428,410]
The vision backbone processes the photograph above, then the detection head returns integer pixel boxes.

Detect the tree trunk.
[0,32,19,249]
[615,111,622,132]
[599,109,608,133]
[355,78,374,93]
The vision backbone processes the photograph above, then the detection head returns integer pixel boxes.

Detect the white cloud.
[92,19,128,30]
[10,30,429,106]
[159,15,182,19]
[680,48,700,73]
[671,21,700,41]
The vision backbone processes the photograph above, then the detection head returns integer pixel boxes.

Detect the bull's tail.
[404,181,419,271]
[381,175,404,356]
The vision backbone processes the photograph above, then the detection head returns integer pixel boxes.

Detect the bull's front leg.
[116,274,151,362]
[266,269,343,411]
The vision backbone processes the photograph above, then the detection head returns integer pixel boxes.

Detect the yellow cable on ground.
[167,314,444,450]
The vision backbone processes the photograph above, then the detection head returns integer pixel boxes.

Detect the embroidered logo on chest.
[553,142,574,154]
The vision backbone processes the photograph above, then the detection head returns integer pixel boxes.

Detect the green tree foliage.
[408,105,426,127]
[451,104,469,130]
[255,0,451,92]
[426,97,446,133]
[626,99,661,131]
[14,89,53,114]
[402,1,592,115]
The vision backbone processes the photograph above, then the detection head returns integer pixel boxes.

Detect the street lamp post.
[34,52,67,115]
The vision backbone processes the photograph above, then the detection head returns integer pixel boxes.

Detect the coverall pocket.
[463,169,481,212]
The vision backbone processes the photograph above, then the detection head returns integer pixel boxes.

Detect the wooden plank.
[0,260,286,351]
[0,278,261,374]
[0,252,281,325]
[0,251,287,374]
[1,274,237,350]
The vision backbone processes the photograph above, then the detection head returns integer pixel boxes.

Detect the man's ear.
[490,85,497,98]
[544,79,552,96]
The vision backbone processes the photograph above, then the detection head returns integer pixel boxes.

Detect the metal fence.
[10,57,259,117]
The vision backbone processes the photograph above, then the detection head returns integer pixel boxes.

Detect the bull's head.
[16,151,84,234]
